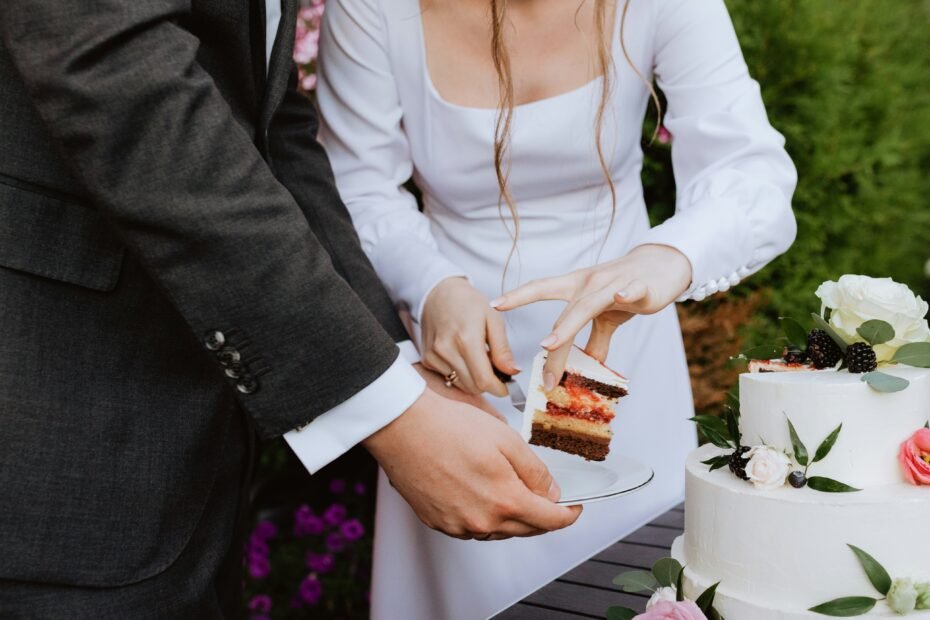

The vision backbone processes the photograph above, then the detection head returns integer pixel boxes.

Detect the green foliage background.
[645,0,930,347]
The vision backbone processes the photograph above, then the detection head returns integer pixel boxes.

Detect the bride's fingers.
[584,314,631,363]
[425,347,480,394]
[539,290,615,352]
[613,279,649,309]
[489,275,573,311]
[460,340,508,397]
[542,341,572,391]
[486,312,520,376]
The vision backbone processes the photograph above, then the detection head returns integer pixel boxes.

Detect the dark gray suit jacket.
[0,0,407,592]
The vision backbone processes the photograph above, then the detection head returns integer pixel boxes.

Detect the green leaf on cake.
[676,564,685,601]
[811,313,849,352]
[780,316,810,349]
[812,424,843,464]
[856,319,895,346]
[695,582,720,614]
[690,416,734,449]
[891,342,930,368]
[725,407,741,445]
[806,477,861,493]
[808,596,878,616]
[731,344,783,364]
[606,606,638,620]
[861,371,909,393]
[652,557,683,587]
[706,607,723,620]
[701,454,732,472]
[786,416,809,466]
[612,569,657,593]
[847,544,892,595]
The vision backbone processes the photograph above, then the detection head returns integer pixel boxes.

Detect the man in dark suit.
[0,0,581,616]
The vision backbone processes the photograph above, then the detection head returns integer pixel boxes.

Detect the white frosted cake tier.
[673,445,930,618]
[739,366,930,488]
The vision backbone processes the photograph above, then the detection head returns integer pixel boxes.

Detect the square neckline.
[413,0,623,113]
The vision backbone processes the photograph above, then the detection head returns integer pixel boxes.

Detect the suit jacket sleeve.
[0,0,404,438]
[267,62,409,343]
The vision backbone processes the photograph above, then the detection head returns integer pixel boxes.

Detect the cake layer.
[740,366,930,488]
[530,423,610,461]
[678,445,930,614]
[531,410,612,439]
[673,538,930,619]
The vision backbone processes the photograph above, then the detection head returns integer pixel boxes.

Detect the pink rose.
[634,600,708,620]
[899,428,930,485]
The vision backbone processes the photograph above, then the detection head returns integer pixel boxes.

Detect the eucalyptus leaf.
[652,557,683,588]
[676,564,685,601]
[808,596,878,616]
[925,420,929,430]
[707,608,723,620]
[704,455,731,472]
[606,607,638,620]
[891,342,930,368]
[690,416,734,449]
[812,424,843,464]
[847,544,892,595]
[786,416,809,466]
[811,313,849,352]
[781,316,810,349]
[612,569,657,593]
[737,344,784,362]
[695,582,720,613]
[725,390,741,415]
[856,319,895,346]
[703,427,736,450]
[861,371,910,393]
[725,407,741,445]
[806,477,861,493]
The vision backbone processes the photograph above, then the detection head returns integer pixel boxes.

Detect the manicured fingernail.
[544,371,556,391]
[547,479,561,502]
[513,365,522,374]
[489,297,504,309]
[540,334,557,348]
[616,290,628,299]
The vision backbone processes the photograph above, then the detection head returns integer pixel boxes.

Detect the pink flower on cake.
[646,586,678,608]
[633,600,708,620]
[898,428,930,485]
[744,446,791,490]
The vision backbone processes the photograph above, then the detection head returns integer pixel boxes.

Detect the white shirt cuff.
[284,345,425,474]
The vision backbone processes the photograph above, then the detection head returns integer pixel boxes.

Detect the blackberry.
[788,471,807,488]
[845,342,878,373]
[807,329,843,369]
[728,446,752,481]
[782,345,808,365]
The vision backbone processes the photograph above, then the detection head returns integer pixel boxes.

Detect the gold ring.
[444,370,458,388]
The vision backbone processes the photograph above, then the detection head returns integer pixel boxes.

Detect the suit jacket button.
[204,330,226,351]
[236,374,259,395]
[216,346,241,367]
[225,361,246,379]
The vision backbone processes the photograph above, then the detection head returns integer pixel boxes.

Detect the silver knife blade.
[493,366,526,412]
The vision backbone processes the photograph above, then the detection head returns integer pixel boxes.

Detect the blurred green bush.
[646,0,930,351]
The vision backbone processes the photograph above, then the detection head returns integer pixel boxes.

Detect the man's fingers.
[500,434,558,498]
[486,312,520,376]
[490,276,571,311]
[509,489,584,532]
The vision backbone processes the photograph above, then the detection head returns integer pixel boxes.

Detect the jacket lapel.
[259,0,297,136]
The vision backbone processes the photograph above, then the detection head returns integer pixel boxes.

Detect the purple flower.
[248,594,273,613]
[325,532,346,553]
[339,518,365,542]
[294,505,325,537]
[299,575,323,605]
[354,482,366,495]
[248,538,269,557]
[323,503,347,526]
[306,551,335,574]
[328,478,346,494]
[248,555,271,580]
[253,520,278,541]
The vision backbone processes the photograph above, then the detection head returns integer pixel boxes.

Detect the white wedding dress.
[315,0,797,617]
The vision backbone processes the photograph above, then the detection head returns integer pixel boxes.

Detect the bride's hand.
[490,244,692,386]
[420,277,520,396]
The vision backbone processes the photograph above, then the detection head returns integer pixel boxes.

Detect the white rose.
[815,275,930,362]
[647,586,678,608]
[744,446,791,490]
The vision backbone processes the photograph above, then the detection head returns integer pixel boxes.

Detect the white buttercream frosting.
[739,366,930,488]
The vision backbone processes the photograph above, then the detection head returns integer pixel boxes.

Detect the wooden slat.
[494,603,603,620]
[621,524,681,548]
[523,581,647,617]
[648,509,685,530]
[594,541,672,567]
[558,560,653,594]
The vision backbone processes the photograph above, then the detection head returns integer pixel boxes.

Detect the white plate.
[533,446,654,505]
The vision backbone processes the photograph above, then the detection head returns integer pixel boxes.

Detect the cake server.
[493,367,526,412]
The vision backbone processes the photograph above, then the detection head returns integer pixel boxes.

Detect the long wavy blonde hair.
[489,0,662,279]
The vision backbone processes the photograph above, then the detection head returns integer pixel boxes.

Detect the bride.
[315,0,797,617]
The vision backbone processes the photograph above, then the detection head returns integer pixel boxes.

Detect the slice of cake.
[522,346,628,461]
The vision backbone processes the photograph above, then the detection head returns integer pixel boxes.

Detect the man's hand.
[363,388,582,540]
[414,363,506,422]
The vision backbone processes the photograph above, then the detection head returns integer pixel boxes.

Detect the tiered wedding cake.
[671,275,930,618]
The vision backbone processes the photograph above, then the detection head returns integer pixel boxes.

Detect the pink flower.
[899,428,930,485]
[633,600,708,620]
[300,74,318,92]
[657,125,672,144]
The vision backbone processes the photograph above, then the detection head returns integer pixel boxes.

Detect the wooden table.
[495,504,685,619]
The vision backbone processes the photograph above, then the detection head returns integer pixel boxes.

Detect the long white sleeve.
[315,0,467,325]
[637,0,798,301]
